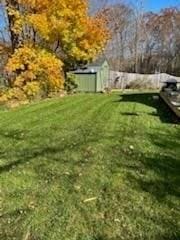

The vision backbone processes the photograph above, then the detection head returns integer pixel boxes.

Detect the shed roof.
[72,56,107,74]
[89,56,107,67]
[72,66,100,74]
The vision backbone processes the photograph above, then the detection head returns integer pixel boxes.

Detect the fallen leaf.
[83,197,97,203]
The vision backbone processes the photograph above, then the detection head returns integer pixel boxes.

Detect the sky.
[141,0,180,12]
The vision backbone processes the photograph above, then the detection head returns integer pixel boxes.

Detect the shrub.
[3,44,64,102]
[64,73,78,94]
[0,75,5,86]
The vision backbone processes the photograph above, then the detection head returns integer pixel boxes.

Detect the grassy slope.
[0,93,179,240]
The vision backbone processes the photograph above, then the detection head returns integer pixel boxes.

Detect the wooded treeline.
[92,0,180,76]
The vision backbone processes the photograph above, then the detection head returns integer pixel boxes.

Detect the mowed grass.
[0,92,180,240]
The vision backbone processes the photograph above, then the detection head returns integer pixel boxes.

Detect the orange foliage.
[4,44,64,100]
[3,0,109,103]
[17,0,109,62]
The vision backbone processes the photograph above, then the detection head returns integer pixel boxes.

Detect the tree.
[142,8,180,74]
[100,0,180,75]
[0,0,109,103]
[101,2,133,71]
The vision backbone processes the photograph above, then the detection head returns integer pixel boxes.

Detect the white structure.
[109,71,180,89]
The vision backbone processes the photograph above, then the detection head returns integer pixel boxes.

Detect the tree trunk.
[5,0,20,51]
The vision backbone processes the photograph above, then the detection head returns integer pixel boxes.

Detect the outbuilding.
[72,58,110,92]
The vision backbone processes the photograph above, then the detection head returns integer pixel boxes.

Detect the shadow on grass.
[126,153,180,200]
[0,145,67,174]
[93,233,180,240]
[120,112,139,116]
[115,126,180,202]
[0,208,33,240]
[118,92,177,123]
[0,94,180,240]
[0,124,101,174]
[1,120,179,201]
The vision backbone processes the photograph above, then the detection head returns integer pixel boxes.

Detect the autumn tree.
[0,0,109,103]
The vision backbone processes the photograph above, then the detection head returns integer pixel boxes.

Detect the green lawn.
[0,92,180,240]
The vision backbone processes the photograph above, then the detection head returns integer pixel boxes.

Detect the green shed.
[72,58,110,92]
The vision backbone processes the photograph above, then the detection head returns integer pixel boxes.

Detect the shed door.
[76,74,96,92]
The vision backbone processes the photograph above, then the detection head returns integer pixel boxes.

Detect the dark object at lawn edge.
[159,92,180,123]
